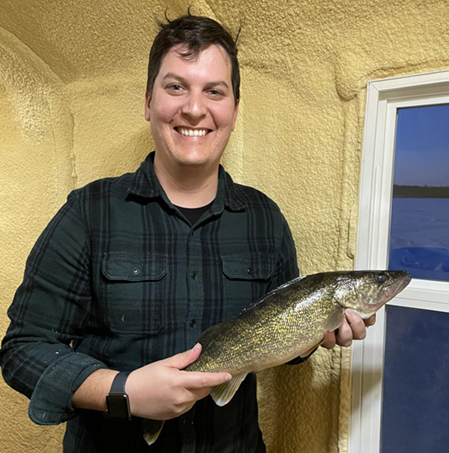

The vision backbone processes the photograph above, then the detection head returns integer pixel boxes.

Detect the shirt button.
[190,271,196,279]
[190,319,196,327]
[247,268,253,275]
[132,267,140,275]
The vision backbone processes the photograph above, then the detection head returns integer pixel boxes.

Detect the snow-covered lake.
[388,198,449,282]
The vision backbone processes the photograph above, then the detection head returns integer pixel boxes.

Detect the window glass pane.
[381,305,449,453]
[388,104,449,282]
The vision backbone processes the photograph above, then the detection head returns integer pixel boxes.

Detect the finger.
[183,371,232,390]
[321,330,337,349]
[345,309,367,340]
[364,314,376,328]
[187,387,211,401]
[336,319,354,347]
[164,343,203,370]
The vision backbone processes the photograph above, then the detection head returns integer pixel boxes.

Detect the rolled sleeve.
[0,191,108,425]
[28,351,107,424]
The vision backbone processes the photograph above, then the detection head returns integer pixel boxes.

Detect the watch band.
[110,371,130,393]
[106,371,131,419]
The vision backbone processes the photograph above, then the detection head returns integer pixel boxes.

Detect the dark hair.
[147,14,240,103]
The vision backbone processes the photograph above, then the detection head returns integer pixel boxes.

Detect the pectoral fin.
[142,419,165,446]
[210,373,248,407]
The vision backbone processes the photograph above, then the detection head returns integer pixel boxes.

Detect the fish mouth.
[383,271,411,301]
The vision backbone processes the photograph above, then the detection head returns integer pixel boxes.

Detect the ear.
[144,91,152,122]
[232,98,240,131]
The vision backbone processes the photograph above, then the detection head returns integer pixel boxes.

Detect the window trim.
[350,70,449,453]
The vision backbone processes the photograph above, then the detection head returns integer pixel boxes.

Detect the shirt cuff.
[28,352,108,425]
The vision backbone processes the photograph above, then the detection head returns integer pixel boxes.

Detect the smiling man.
[146,42,239,208]
[0,14,373,453]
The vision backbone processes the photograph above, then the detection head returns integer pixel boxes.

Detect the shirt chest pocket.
[100,252,167,335]
[221,253,275,320]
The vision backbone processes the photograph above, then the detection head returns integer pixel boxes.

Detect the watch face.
[107,394,131,419]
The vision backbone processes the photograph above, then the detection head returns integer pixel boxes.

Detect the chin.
[175,152,217,168]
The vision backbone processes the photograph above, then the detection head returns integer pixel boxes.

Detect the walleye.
[143,270,411,445]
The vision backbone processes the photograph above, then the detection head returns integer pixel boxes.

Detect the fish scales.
[186,273,346,375]
[142,270,411,445]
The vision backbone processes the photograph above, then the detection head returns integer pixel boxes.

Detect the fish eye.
[376,273,388,283]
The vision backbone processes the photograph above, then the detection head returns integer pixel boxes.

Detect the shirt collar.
[127,152,246,212]
[127,152,163,200]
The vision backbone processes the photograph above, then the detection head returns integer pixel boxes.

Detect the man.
[0,14,373,452]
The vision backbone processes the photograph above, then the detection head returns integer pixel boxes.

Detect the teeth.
[179,128,208,137]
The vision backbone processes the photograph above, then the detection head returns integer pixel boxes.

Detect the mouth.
[174,127,211,137]
[384,272,411,299]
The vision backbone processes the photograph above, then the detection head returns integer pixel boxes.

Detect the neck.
[153,154,219,208]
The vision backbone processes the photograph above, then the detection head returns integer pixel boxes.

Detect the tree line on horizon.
[393,185,449,198]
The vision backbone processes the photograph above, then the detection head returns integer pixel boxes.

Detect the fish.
[142,270,411,445]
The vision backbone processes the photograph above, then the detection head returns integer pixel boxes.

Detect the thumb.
[164,343,202,370]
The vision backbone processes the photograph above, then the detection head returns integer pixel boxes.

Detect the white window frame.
[349,70,449,453]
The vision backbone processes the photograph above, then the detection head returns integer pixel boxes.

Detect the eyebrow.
[161,72,230,89]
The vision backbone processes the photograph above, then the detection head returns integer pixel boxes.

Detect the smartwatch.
[106,371,132,419]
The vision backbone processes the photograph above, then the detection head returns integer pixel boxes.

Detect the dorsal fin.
[240,275,308,315]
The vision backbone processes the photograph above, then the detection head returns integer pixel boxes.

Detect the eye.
[167,84,184,93]
[208,89,223,97]
[376,273,389,284]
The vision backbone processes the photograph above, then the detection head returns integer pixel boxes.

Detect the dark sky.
[394,104,449,186]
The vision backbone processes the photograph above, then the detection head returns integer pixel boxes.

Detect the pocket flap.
[101,252,167,281]
[221,254,275,280]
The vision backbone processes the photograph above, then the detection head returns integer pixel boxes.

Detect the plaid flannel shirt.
[1,152,300,452]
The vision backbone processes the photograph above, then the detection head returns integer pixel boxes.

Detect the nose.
[181,92,207,119]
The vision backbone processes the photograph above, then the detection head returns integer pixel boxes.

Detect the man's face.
[145,44,239,171]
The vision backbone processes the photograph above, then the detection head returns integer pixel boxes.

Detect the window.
[350,70,449,453]
[389,104,449,283]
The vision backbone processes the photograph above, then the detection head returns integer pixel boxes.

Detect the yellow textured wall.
[1,1,448,452]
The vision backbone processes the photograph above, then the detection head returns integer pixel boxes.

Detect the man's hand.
[126,343,231,420]
[321,309,377,349]
[72,343,231,420]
